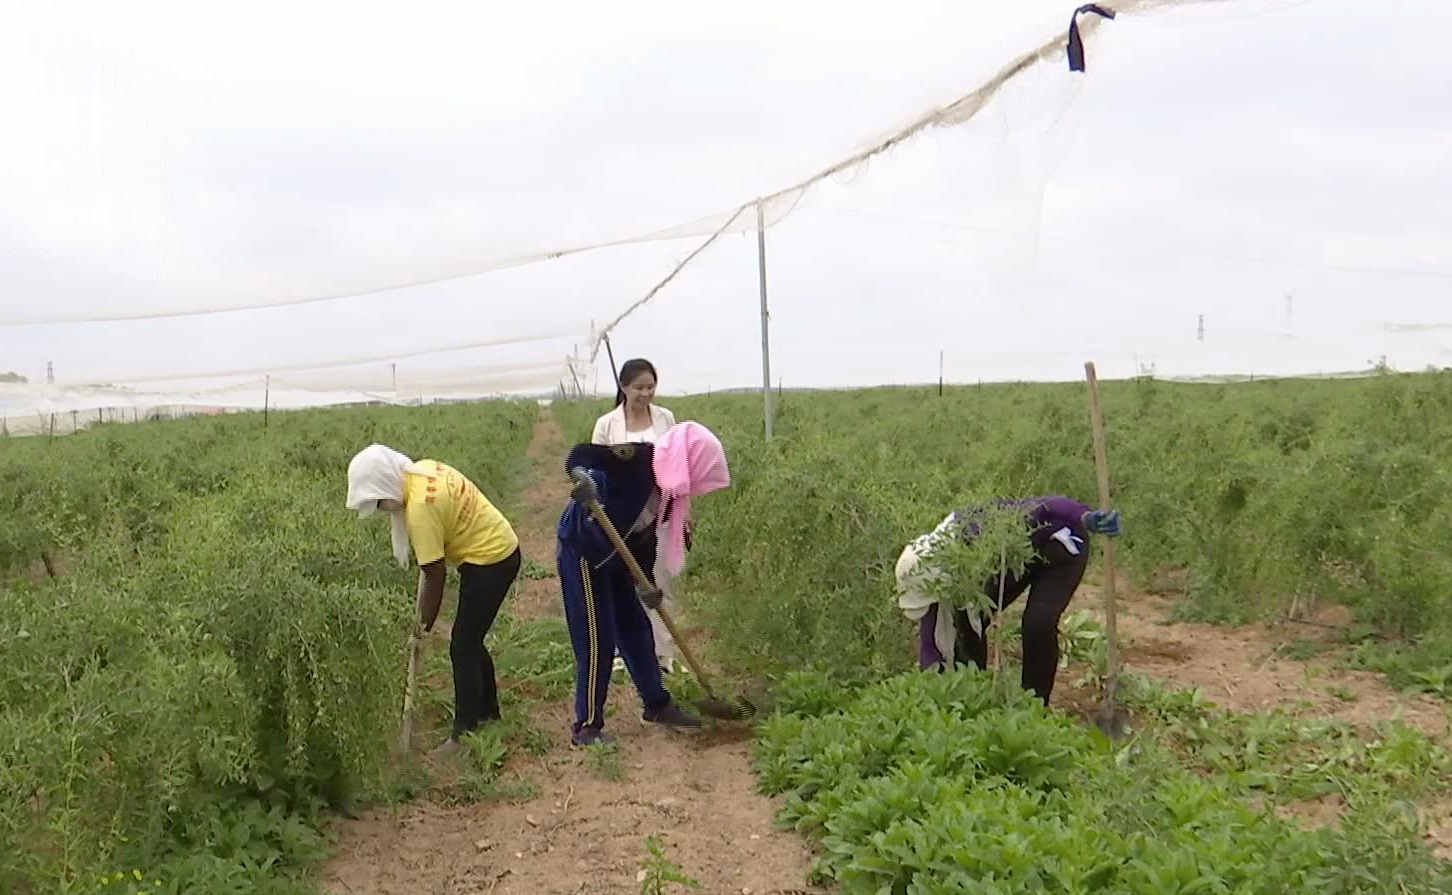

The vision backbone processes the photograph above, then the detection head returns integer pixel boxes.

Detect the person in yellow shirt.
[346,443,522,759]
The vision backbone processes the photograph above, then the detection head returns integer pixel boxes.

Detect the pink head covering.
[652,421,730,576]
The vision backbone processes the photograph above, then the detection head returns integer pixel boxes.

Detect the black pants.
[451,546,521,737]
[952,539,1088,703]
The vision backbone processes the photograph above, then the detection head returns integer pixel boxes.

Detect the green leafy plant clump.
[1122,674,1452,809]
[755,668,1452,894]
[0,401,536,894]
[637,834,701,894]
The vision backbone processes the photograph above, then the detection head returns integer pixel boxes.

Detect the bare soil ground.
[320,408,1452,892]
[1054,583,1450,738]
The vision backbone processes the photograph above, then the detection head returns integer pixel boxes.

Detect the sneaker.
[642,701,702,730]
[658,656,677,675]
[571,726,617,747]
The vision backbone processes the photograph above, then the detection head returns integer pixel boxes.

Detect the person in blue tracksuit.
[555,441,701,746]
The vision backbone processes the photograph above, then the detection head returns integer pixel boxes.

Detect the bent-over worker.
[346,444,522,758]
[894,496,1121,704]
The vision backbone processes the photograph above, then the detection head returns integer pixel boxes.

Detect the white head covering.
[346,444,428,568]
[894,512,985,669]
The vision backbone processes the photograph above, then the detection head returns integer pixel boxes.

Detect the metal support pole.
[603,333,621,400]
[568,356,583,398]
[756,202,774,442]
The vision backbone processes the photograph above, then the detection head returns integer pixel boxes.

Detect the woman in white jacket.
[591,358,686,674]
[591,358,676,444]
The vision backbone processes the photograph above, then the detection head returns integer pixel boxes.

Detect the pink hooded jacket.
[652,421,731,576]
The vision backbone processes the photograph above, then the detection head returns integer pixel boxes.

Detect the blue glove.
[1086,509,1121,537]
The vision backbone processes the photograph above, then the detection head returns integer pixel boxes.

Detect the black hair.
[613,358,659,407]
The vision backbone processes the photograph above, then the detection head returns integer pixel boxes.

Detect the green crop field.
[556,372,1452,688]
[0,404,537,894]
[5,370,1452,894]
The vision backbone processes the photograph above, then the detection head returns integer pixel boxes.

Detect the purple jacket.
[954,496,1093,562]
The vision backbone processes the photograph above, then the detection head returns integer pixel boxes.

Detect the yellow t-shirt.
[403,460,518,568]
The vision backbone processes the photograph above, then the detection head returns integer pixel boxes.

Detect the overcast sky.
[1,0,1448,407]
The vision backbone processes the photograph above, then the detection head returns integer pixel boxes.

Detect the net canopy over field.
[2,0,1447,425]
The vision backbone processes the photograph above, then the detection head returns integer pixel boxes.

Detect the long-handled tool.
[569,468,756,721]
[399,625,423,753]
[1084,362,1130,739]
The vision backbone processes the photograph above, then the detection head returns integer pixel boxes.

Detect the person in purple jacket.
[894,496,1122,704]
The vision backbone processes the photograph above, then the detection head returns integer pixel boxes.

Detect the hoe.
[570,467,756,722]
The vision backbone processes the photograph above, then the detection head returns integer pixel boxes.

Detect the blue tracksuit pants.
[557,541,671,733]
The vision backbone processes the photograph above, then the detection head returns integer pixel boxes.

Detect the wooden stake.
[1083,362,1120,706]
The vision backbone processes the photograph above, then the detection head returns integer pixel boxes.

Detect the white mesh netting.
[2,0,1446,430]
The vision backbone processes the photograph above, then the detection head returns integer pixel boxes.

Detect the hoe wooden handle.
[579,495,719,695]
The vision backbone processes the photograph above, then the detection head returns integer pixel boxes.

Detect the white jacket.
[895,511,989,670]
[591,403,676,445]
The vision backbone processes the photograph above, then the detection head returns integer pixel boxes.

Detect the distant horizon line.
[5,362,1445,408]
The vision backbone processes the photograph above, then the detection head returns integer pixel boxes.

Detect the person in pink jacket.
[590,357,690,674]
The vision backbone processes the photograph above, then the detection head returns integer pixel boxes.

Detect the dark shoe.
[642,701,702,730]
[571,726,617,747]
[429,738,467,761]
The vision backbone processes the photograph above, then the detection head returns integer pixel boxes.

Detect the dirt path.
[321,406,819,895]
[509,409,573,619]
